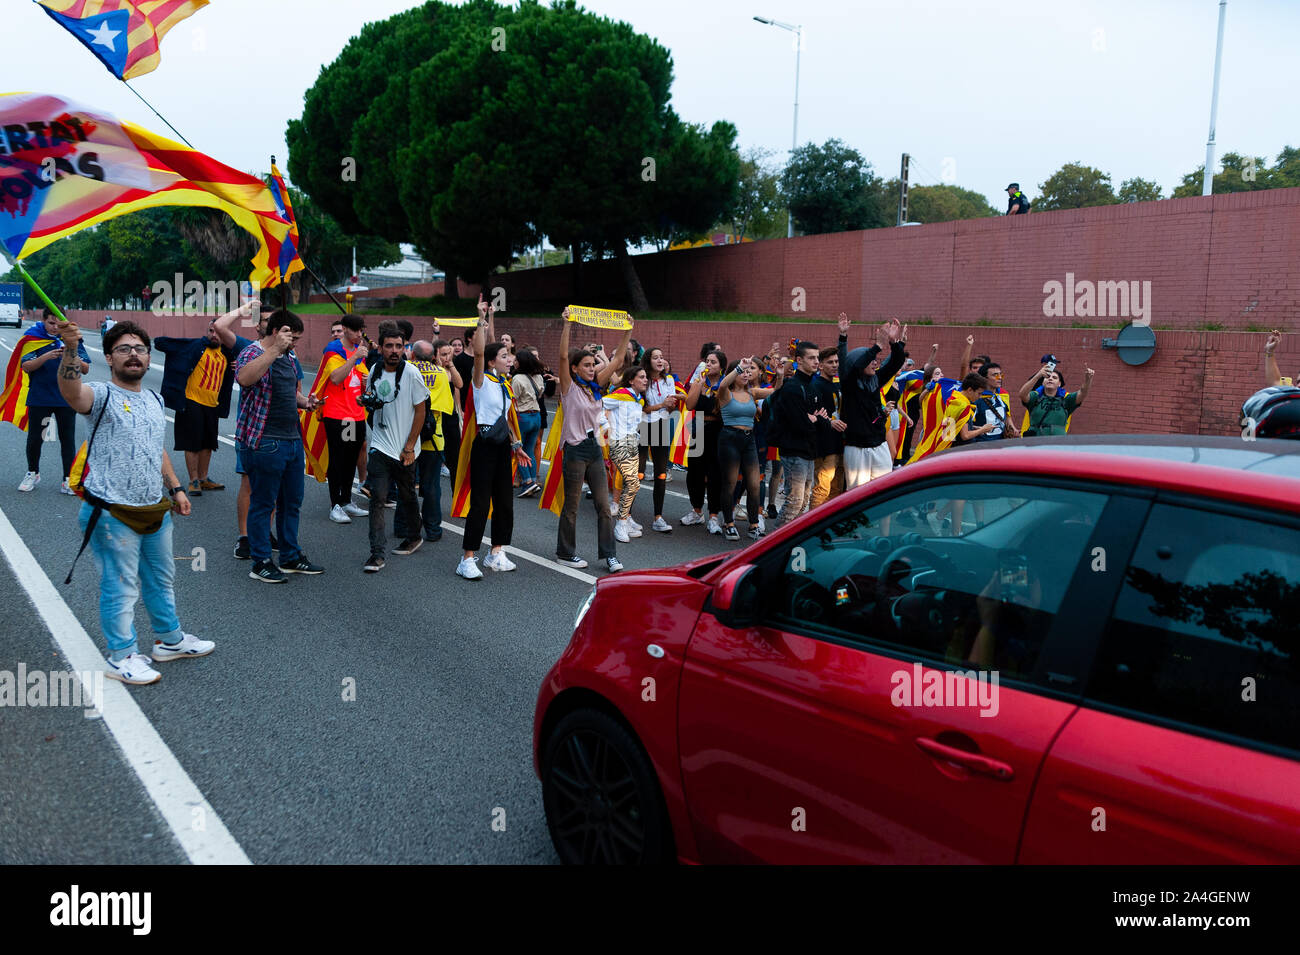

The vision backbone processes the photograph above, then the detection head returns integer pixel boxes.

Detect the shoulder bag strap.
[64,391,112,585]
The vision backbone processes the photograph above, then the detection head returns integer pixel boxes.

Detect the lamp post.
[754,15,802,238]
[1202,0,1228,196]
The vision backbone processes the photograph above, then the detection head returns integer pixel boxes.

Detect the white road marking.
[0,502,251,865]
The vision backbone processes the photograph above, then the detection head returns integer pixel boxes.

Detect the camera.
[358,390,386,412]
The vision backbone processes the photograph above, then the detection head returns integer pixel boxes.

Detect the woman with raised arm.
[715,355,783,541]
[554,309,633,572]
[603,363,650,544]
[680,347,726,533]
[455,298,532,581]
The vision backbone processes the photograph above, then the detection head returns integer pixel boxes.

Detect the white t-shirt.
[473,375,510,427]
[644,375,676,425]
[368,362,429,462]
[602,393,644,442]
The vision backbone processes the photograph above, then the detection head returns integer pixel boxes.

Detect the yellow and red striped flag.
[36,1,208,81]
[298,342,351,482]
[0,92,290,287]
[908,381,972,464]
[0,335,53,431]
[452,374,520,519]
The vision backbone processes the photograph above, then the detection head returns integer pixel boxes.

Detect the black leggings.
[464,437,514,553]
[25,405,77,477]
[323,417,367,507]
[686,417,721,515]
[638,442,670,516]
[717,426,761,524]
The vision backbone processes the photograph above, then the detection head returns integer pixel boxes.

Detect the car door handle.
[915,737,1015,781]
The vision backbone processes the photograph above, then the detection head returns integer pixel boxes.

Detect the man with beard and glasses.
[56,320,213,686]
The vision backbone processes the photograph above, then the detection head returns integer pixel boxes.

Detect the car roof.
[914,435,1300,514]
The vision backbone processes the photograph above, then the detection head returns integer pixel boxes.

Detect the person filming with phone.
[1019,354,1093,436]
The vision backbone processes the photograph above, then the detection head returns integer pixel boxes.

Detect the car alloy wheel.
[541,708,672,864]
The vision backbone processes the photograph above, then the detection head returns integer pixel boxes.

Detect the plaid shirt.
[234,341,301,449]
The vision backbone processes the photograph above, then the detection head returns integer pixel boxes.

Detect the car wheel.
[541,707,673,864]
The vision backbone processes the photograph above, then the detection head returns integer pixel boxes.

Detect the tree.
[780,138,889,234]
[287,0,739,309]
[723,147,786,241]
[284,184,401,298]
[882,182,998,223]
[1035,162,1117,210]
[1117,177,1163,203]
[1172,150,1281,198]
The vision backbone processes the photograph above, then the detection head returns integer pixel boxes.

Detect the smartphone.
[1044,361,1056,372]
[999,551,1030,605]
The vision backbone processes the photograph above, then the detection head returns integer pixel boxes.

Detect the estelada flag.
[0,335,52,431]
[907,379,970,464]
[36,0,208,81]
[890,369,927,455]
[297,340,351,482]
[668,378,692,467]
[266,162,303,288]
[0,92,290,287]
[452,373,520,519]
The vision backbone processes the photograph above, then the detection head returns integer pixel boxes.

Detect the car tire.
[541,707,674,865]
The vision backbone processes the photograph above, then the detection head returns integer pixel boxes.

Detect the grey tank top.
[720,391,757,428]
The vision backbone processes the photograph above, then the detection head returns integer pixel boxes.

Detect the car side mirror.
[712,563,759,627]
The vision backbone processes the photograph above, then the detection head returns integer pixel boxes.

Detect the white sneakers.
[152,632,215,662]
[614,520,630,543]
[60,478,76,496]
[343,502,369,517]
[651,517,672,533]
[627,516,643,533]
[106,653,160,685]
[681,509,704,526]
[735,505,747,522]
[456,556,484,580]
[483,551,516,572]
[329,505,352,524]
[749,515,766,539]
[609,501,619,518]
[18,472,39,492]
[556,555,589,570]
[707,516,722,535]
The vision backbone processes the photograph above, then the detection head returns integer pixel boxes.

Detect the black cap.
[1006,182,1020,191]
[1041,353,1058,364]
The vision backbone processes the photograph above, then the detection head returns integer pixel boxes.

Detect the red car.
[533,436,1300,864]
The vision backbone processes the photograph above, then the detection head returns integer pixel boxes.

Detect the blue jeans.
[240,436,304,564]
[516,411,542,485]
[79,503,183,661]
[778,455,814,527]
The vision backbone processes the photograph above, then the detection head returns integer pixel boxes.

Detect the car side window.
[1087,503,1300,754]
[763,482,1109,680]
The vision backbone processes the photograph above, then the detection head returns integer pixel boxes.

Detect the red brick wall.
[474,187,1300,330]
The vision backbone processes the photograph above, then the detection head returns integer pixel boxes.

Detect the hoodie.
[837,337,905,449]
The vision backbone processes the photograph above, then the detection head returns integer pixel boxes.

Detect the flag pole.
[121,80,195,148]
[1,251,67,322]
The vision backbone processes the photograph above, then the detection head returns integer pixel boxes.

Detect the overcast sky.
[6,0,1297,213]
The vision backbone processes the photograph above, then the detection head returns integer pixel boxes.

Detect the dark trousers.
[394,446,443,541]
[323,416,366,507]
[718,426,761,524]
[686,417,721,514]
[463,438,513,553]
[638,441,670,516]
[25,405,77,477]
[442,412,462,487]
[558,449,615,560]
[367,450,419,556]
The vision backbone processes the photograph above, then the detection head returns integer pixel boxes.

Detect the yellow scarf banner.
[567,305,632,330]
[434,316,481,327]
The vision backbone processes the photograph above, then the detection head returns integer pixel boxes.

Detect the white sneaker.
[483,551,517,572]
[609,501,619,518]
[456,556,483,580]
[749,515,766,539]
[627,516,643,532]
[735,505,747,522]
[605,556,624,573]
[651,517,672,533]
[556,555,589,569]
[627,522,642,538]
[60,478,76,496]
[343,502,369,517]
[441,465,451,478]
[707,516,722,535]
[614,520,630,543]
[329,505,351,524]
[152,632,215,662]
[17,472,39,492]
[105,652,160,685]
[681,509,704,526]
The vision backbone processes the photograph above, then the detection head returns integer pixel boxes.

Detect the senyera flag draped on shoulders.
[298,341,350,483]
[0,92,291,287]
[35,0,208,81]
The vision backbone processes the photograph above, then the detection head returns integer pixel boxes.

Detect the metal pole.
[898,153,910,226]
[1202,0,1228,196]
[789,26,801,238]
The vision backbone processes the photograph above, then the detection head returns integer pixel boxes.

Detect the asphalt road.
[0,330,734,864]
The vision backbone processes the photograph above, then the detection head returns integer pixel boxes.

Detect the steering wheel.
[873,544,960,639]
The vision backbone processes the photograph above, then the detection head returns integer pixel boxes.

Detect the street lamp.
[754,15,802,238]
